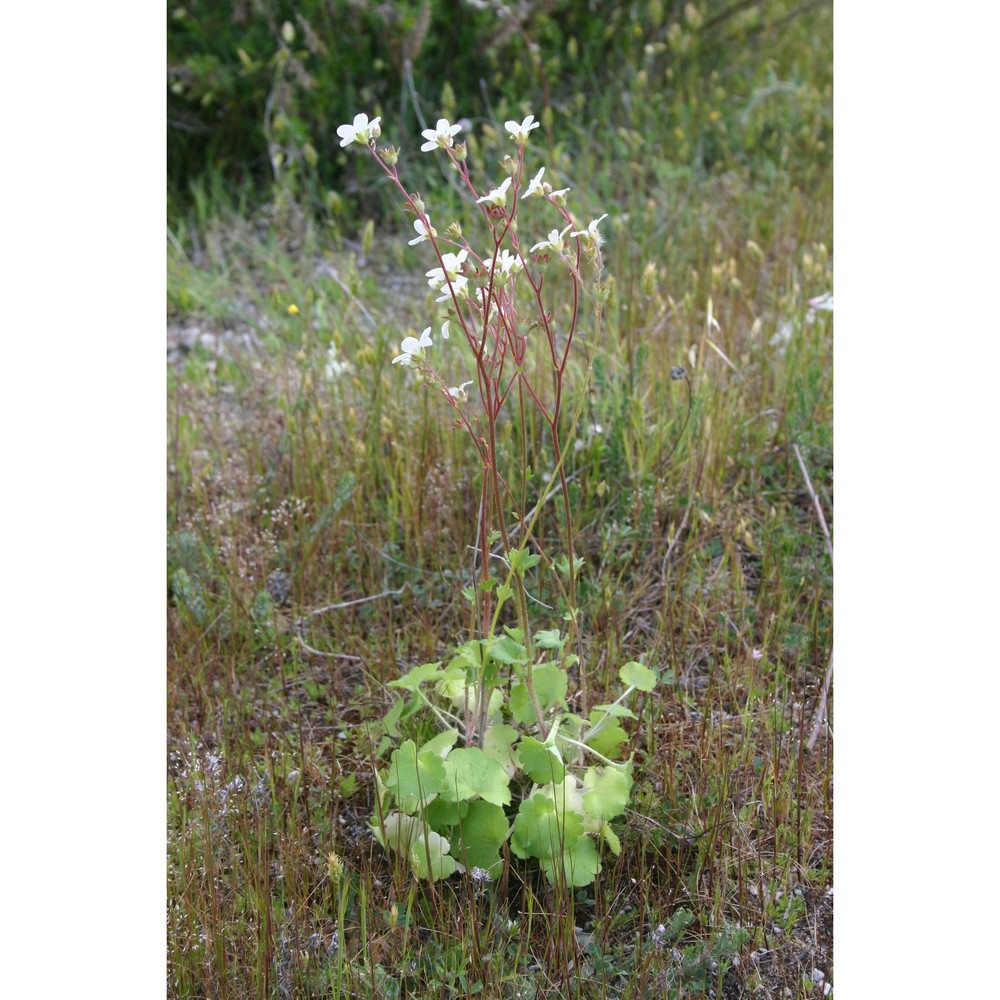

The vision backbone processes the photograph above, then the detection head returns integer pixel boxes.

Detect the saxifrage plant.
[338,108,660,887]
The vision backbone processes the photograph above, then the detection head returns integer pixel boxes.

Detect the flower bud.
[327,851,344,883]
[641,261,657,297]
[445,221,463,238]
[379,144,399,165]
[453,142,468,162]
[281,21,295,44]
[500,154,517,176]
[412,195,426,215]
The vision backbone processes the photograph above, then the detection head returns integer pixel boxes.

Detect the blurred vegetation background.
[168,0,832,228]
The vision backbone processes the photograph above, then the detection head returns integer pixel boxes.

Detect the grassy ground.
[167,17,833,997]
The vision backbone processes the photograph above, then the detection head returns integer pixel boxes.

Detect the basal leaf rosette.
[374,739,515,880]
[509,761,633,887]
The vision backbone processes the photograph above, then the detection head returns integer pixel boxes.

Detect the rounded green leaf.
[384,740,446,814]
[619,660,658,692]
[582,765,631,822]
[510,794,583,861]
[439,747,512,806]
[410,831,457,881]
[518,736,566,785]
[452,800,509,876]
[540,833,600,887]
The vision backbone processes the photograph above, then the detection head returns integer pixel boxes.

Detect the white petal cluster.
[476,177,512,207]
[420,118,463,152]
[426,250,469,289]
[570,214,609,247]
[448,380,474,401]
[336,112,381,147]
[325,343,351,379]
[484,248,523,284]
[505,115,540,144]
[523,167,570,202]
[392,327,433,366]
[408,218,437,245]
[529,224,573,254]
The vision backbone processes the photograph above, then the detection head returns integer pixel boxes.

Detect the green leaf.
[590,702,638,720]
[377,811,419,853]
[540,831,600,887]
[452,800,509,876]
[553,554,586,576]
[496,581,513,602]
[533,628,566,650]
[506,548,541,576]
[410,831,457,881]
[533,664,569,708]
[425,798,467,831]
[659,907,696,942]
[388,662,446,692]
[598,822,621,856]
[384,740,446,814]
[619,660,658,692]
[439,747,512,806]
[481,724,519,777]
[462,585,476,603]
[450,640,484,672]
[488,634,527,666]
[518,736,566,785]
[582,765,632,822]
[538,776,589,827]
[420,729,459,758]
[584,710,629,759]
[509,665,568,724]
[381,697,406,740]
[510,794,583,861]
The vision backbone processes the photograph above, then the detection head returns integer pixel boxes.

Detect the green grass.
[167,9,832,997]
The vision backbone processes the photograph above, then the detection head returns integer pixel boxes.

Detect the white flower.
[523,168,569,202]
[530,224,573,254]
[408,217,437,245]
[505,115,540,144]
[476,176,512,207]
[524,167,546,198]
[485,248,523,280]
[426,250,469,288]
[440,320,451,340]
[420,118,463,152]
[434,274,469,301]
[570,213,608,247]
[392,327,433,366]
[325,344,351,379]
[808,292,834,312]
[336,112,381,148]
[448,380,474,401]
